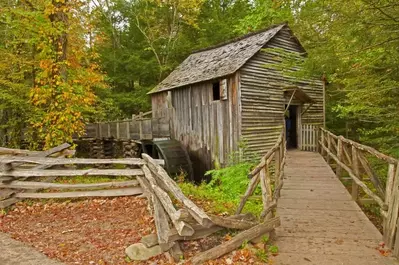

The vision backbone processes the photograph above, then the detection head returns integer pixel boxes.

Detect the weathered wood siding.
[240,27,324,155]
[152,74,241,180]
[151,91,170,119]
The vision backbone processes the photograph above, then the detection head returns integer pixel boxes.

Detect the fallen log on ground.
[191,217,281,265]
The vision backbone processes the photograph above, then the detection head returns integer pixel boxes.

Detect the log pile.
[125,151,283,264]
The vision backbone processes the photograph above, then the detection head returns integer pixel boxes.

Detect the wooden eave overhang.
[284,86,314,104]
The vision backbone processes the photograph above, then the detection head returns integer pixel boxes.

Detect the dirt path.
[271,150,398,265]
[0,232,64,265]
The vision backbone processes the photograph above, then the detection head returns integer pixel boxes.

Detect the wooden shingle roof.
[149,23,289,94]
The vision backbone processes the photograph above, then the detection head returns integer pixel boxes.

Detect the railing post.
[116,122,120,139]
[275,147,281,184]
[351,146,360,201]
[326,132,331,164]
[319,129,325,156]
[384,163,399,249]
[336,137,343,178]
[126,120,130,139]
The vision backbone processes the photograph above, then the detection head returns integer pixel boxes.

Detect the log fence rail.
[1,138,287,263]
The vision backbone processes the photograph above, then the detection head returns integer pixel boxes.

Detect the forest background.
[0,0,398,157]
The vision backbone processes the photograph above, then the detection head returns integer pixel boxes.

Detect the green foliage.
[241,239,249,249]
[285,0,399,157]
[268,245,279,254]
[255,249,268,262]
[205,162,258,199]
[179,180,262,216]
[262,235,270,244]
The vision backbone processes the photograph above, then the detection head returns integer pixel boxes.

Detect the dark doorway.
[285,105,298,149]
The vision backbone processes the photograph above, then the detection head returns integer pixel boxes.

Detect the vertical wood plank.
[351,146,360,201]
[126,121,130,139]
[99,123,103,139]
[384,163,398,247]
[116,122,120,139]
[310,125,313,151]
[326,133,331,164]
[391,164,399,256]
[336,138,343,178]
[319,128,324,155]
[275,148,281,185]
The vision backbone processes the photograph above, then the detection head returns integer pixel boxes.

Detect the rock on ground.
[0,232,64,265]
[125,243,162,261]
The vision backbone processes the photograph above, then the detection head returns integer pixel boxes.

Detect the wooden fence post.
[384,163,399,249]
[392,164,399,256]
[320,129,325,156]
[326,133,332,164]
[126,120,130,139]
[351,146,360,201]
[116,122,120,139]
[275,148,281,185]
[336,138,343,178]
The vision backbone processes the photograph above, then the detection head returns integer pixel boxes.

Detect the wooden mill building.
[149,23,325,179]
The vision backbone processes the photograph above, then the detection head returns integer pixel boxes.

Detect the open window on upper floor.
[212,79,228,101]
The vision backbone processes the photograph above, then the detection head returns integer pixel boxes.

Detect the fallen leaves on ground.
[0,197,268,265]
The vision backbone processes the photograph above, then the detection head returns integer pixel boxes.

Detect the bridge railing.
[237,130,287,222]
[319,127,399,255]
[83,114,170,140]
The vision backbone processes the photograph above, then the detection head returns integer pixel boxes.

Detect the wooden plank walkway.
[272,150,398,265]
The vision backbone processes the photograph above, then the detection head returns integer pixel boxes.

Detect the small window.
[212,82,220,101]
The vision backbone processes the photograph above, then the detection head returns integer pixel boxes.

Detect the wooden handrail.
[320,127,397,164]
[237,129,286,222]
[248,133,283,178]
[319,127,399,252]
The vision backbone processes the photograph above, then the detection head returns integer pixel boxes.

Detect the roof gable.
[149,23,300,94]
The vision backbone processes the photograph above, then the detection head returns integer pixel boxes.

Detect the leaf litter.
[0,197,269,264]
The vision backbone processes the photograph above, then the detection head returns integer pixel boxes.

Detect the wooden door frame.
[296,104,302,150]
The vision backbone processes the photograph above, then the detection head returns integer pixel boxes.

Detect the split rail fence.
[319,127,399,257]
[0,143,164,208]
[0,136,287,263]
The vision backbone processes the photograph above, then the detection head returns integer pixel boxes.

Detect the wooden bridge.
[269,128,399,264]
